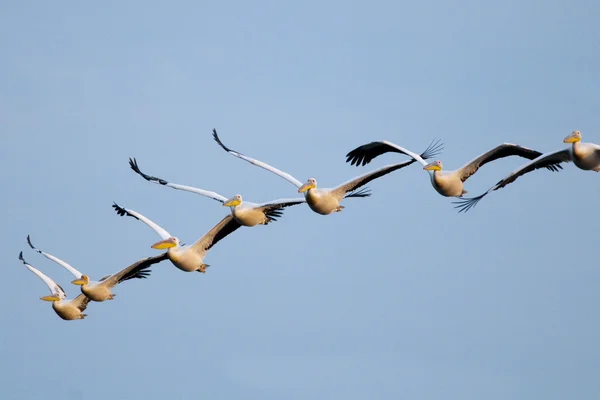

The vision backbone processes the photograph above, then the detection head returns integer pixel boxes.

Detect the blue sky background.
[2,1,599,399]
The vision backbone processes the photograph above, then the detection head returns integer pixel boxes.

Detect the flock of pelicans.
[19,129,600,320]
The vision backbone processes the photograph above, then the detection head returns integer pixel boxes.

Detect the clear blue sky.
[2,1,599,399]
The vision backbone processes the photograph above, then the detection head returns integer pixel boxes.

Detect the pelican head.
[563,130,582,143]
[298,178,317,193]
[71,275,90,286]
[151,236,180,250]
[223,194,243,207]
[40,294,61,302]
[423,160,443,171]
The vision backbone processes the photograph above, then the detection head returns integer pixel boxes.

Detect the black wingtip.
[129,157,139,173]
[546,163,564,172]
[112,202,127,217]
[345,187,372,199]
[129,157,150,180]
[212,128,233,153]
[421,139,444,161]
[452,194,486,214]
[345,154,357,166]
[345,147,375,167]
[345,149,366,167]
[26,234,35,250]
[265,209,284,223]
[18,251,26,264]
[129,158,166,183]
[133,270,152,280]
[112,202,140,220]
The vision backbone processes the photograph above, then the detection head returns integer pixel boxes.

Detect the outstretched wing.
[27,235,83,279]
[112,203,172,240]
[456,143,562,182]
[345,139,443,167]
[19,252,66,299]
[100,253,169,289]
[453,148,572,213]
[331,160,419,200]
[254,198,306,222]
[191,215,242,253]
[129,158,228,203]
[212,129,304,188]
[70,294,91,313]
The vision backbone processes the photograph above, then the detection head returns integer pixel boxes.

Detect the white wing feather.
[19,253,65,298]
[377,141,428,166]
[113,204,172,240]
[212,129,304,188]
[129,158,228,203]
[27,236,83,279]
[161,183,228,203]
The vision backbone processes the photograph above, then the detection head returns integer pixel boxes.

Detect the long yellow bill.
[151,238,177,249]
[423,163,441,171]
[563,133,580,143]
[298,182,316,193]
[223,199,241,207]
[40,295,60,302]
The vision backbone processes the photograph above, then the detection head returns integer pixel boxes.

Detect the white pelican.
[19,252,90,320]
[212,129,442,215]
[454,130,598,212]
[26,235,168,302]
[112,203,241,273]
[346,140,561,197]
[129,158,305,226]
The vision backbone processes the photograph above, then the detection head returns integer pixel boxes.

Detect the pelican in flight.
[112,203,241,273]
[19,252,90,320]
[129,158,305,227]
[26,235,167,302]
[346,140,561,198]
[454,130,599,212]
[212,129,442,215]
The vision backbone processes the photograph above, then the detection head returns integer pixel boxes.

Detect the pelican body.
[231,202,270,225]
[113,203,241,273]
[51,300,88,320]
[82,281,112,302]
[303,185,345,215]
[426,163,468,197]
[296,177,370,215]
[566,131,600,171]
[167,244,208,272]
[19,252,90,320]
[221,194,303,225]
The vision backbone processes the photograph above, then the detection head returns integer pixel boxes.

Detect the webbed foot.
[198,264,210,273]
